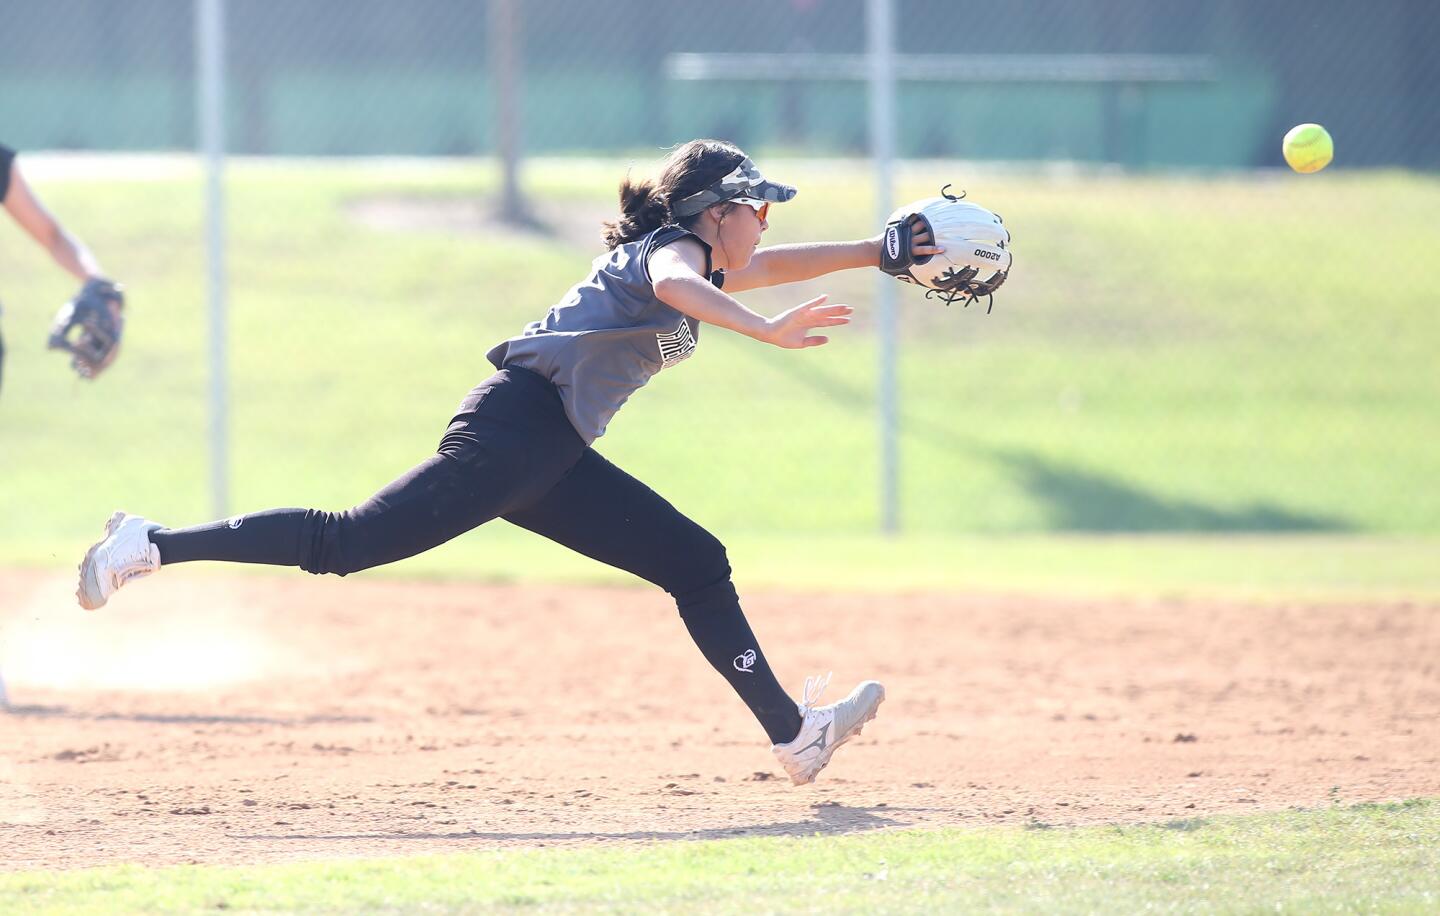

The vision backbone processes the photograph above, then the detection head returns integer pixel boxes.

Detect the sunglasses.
[730,197,770,221]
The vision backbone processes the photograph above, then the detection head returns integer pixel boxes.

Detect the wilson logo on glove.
[885,228,902,262]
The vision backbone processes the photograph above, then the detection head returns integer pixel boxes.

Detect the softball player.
[75,139,942,785]
[1,143,126,390]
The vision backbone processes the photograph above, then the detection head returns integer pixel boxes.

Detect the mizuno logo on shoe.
[733,649,756,673]
[799,721,830,755]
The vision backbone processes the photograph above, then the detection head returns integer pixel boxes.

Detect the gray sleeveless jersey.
[486,225,722,444]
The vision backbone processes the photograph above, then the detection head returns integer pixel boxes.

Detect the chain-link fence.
[1,0,1437,547]
[3,0,1437,166]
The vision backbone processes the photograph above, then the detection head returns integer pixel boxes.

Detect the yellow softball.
[1283,123,1333,174]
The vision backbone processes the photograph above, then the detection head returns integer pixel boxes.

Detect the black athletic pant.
[150,368,803,744]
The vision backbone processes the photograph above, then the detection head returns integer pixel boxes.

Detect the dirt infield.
[1,567,1437,870]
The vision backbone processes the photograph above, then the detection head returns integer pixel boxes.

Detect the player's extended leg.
[151,452,529,574]
[77,368,585,608]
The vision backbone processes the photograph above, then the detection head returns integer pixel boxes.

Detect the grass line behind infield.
[8,530,1438,602]
[3,801,1438,914]
[375,530,1440,600]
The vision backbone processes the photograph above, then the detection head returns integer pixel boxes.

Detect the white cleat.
[772,673,885,786]
[76,511,162,610]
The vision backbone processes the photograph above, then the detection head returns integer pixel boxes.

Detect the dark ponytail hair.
[601,139,746,250]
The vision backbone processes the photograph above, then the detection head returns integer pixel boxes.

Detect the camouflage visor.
[670,158,798,218]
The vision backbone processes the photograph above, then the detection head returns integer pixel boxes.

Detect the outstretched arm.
[650,239,852,349]
[2,162,106,282]
[723,221,942,293]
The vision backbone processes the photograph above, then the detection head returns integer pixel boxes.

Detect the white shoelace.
[800,672,833,713]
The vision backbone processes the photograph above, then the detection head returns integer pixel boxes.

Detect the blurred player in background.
[73,139,948,785]
[0,143,126,393]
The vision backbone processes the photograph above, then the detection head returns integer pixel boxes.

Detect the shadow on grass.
[225,802,917,844]
[994,449,1351,533]
[1159,817,1210,832]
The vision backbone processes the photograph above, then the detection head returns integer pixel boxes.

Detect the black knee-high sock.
[149,508,309,566]
[676,580,803,745]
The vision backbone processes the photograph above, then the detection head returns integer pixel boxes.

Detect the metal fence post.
[868,0,899,534]
[197,0,229,519]
[490,0,527,223]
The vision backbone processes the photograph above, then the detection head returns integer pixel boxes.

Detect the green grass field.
[4,801,1436,914]
[1,158,1437,595]
[0,159,1436,590]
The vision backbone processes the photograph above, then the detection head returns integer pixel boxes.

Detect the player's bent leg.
[667,574,807,745]
[504,449,887,774]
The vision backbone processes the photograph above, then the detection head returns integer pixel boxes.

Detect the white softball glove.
[880,186,1011,311]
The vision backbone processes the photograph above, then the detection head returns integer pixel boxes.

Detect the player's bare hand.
[908,216,944,257]
[764,294,853,349]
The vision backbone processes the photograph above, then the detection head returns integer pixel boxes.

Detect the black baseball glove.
[48,278,125,379]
